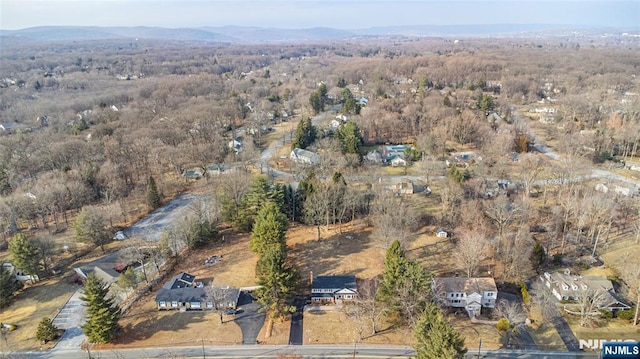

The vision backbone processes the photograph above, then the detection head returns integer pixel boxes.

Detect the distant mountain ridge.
[0,24,633,44]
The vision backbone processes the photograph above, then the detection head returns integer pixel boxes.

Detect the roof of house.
[75,251,123,283]
[312,275,357,290]
[156,287,206,303]
[544,271,630,309]
[163,272,196,290]
[291,148,320,163]
[434,277,497,294]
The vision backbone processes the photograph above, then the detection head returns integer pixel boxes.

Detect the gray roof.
[75,251,123,284]
[313,275,357,291]
[434,277,497,294]
[163,272,196,289]
[156,287,206,303]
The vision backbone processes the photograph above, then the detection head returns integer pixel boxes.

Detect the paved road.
[288,297,306,345]
[14,345,603,359]
[234,292,266,344]
[124,193,199,241]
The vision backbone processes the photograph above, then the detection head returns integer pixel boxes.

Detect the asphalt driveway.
[233,292,266,344]
[288,297,305,345]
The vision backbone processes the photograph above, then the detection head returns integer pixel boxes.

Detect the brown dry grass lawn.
[526,305,566,350]
[300,309,411,345]
[0,277,79,351]
[565,313,640,347]
[287,220,383,281]
[103,290,243,349]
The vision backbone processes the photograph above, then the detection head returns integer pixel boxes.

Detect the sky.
[0,0,638,30]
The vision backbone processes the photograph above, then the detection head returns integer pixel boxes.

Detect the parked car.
[113,231,127,240]
[225,308,239,315]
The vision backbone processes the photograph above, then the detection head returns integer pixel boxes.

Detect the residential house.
[184,168,204,179]
[540,270,630,312]
[290,148,320,165]
[206,164,225,175]
[2,262,37,282]
[365,150,383,164]
[390,155,406,167]
[432,277,498,317]
[311,275,357,304]
[155,273,240,310]
[73,251,126,286]
[228,137,243,153]
[385,178,414,195]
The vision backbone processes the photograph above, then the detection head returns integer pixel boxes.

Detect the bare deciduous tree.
[455,229,489,278]
[530,278,556,322]
[206,284,235,325]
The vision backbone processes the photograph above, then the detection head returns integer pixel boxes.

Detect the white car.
[113,231,127,240]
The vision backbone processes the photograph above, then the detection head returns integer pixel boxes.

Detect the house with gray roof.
[155,272,240,311]
[432,277,497,317]
[290,148,320,165]
[540,269,630,312]
[73,251,125,285]
[311,275,357,304]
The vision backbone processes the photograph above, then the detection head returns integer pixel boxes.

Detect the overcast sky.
[1,0,638,30]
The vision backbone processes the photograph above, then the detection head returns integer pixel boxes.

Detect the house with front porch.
[432,277,498,317]
[311,275,357,304]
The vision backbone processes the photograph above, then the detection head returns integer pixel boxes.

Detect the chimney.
[309,271,313,285]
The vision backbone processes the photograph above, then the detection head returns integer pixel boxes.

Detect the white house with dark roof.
[432,277,498,317]
[311,275,357,304]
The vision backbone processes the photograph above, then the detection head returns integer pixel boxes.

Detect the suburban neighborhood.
[1,13,640,359]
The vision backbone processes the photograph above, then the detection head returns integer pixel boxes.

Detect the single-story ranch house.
[311,275,357,304]
[155,272,240,311]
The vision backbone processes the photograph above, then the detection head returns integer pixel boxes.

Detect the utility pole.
[202,337,206,359]
[477,338,483,359]
[634,286,639,326]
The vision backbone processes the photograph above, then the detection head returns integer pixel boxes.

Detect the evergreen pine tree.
[253,245,297,318]
[414,303,466,359]
[249,202,288,256]
[0,266,15,309]
[36,317,58,343]
[81,273,121,344]
[8,233,40,279]
[530,241,546,269]
[377,240,408,304]
[146,176,162,210]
